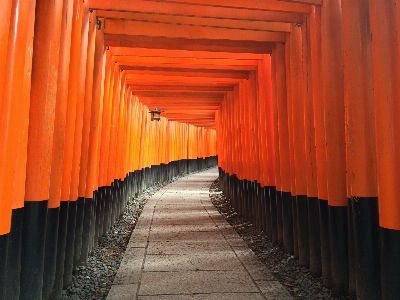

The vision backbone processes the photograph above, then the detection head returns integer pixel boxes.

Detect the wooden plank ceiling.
[90,0,320,128]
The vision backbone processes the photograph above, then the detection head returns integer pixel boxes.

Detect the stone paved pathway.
[107,167,292,300]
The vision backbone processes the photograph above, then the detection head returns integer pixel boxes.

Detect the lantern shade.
[149,108,162,121]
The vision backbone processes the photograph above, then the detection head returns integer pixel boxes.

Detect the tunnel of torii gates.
[1,0,400,299]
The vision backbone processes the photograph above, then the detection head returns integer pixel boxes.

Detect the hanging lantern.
[149,108,162,121]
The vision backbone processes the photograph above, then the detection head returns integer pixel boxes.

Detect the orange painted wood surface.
[61,0,85,201]
[69,2,90,201]
[272,44,291,193]
[0,0,32,234]
[90,0,304,23]
[302,16,318,199]
[48,0,74,208]
[320,0,347,207]
[25,0,63,202]
[342,0,377,198]
[369,0,400,230]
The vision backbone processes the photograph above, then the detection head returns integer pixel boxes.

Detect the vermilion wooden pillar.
[0,0,34,298]
[84,15,105,260]
[74,9,97,268]
[21,0,63,298]
[369,1,400,299]
[78,10,102,265]
[285,33,299,259]
[63,0,89,288]
[117,77,128,180]
[6,2,36,298]
[257,57,272,237]
[107,64,122,185]
[55,0,83,297]
[273,43,294,254]
[0,0,31,238]
[256,62,266,187]
[0,2,12,112]
[289,24,310,268]
[249,71,260,230]
[309,5,331,288]
[239,81,249,220]
[302,14,321,278]
[320,0,348,296]
[263,55,280,246]
[98,54,114,190]
[342,1,380,299]
[98,51,112,188]
[42,0,74,298]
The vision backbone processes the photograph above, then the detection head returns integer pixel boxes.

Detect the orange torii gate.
[1,0,400,300]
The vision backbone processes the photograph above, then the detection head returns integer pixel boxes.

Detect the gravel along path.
[61,179,175,300]
[209,179,349,300]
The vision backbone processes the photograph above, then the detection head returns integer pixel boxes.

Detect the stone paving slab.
[149,224,218,233]
[108,168,292,300]
[148,229,222,242]
[144,251,242,271]
[108,284,138,300]
[138,270,258,295]
[146,240,230,255]
[114,248,146,284]
[150,217,216,226]
[138,293,265,300]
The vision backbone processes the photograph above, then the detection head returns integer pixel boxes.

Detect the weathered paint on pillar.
[369,1,400,299]
[320,0,349,296]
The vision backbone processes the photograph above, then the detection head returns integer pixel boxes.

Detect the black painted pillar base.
[93,192,100,249]
[351,196,380,300]
[248,181,254,225]
[51,201,69,300]
[270,187,278,246]
[297,195,310,267]
[80,197,93,266]
[255,183,263,231]
[19,200,48,300]
[0,232,10,300]
[90,195,97,250]
[292,195,299,259]
[243,180,250,222]
[224,172,230,202]
[42,206,60,300]
[282,191,294,254]
[94,190,102,245]
[263,187,272,239]
[319,199,332,288]
[247,180,253,224]
[276,189,283,246]
[73,197,85,269]
[329,205,349,297]
[308,197,321,277]
[231,175,238,212]
[63,200,77,288]
[227,174,233,209]
[5,208,24,300]
[347,198,356,300]
[237,180,243,217]
[103,187,111,236]
[253,182,258,228]
[234,175,239,213]
[110,180,118,227]
[380,227,400,300]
